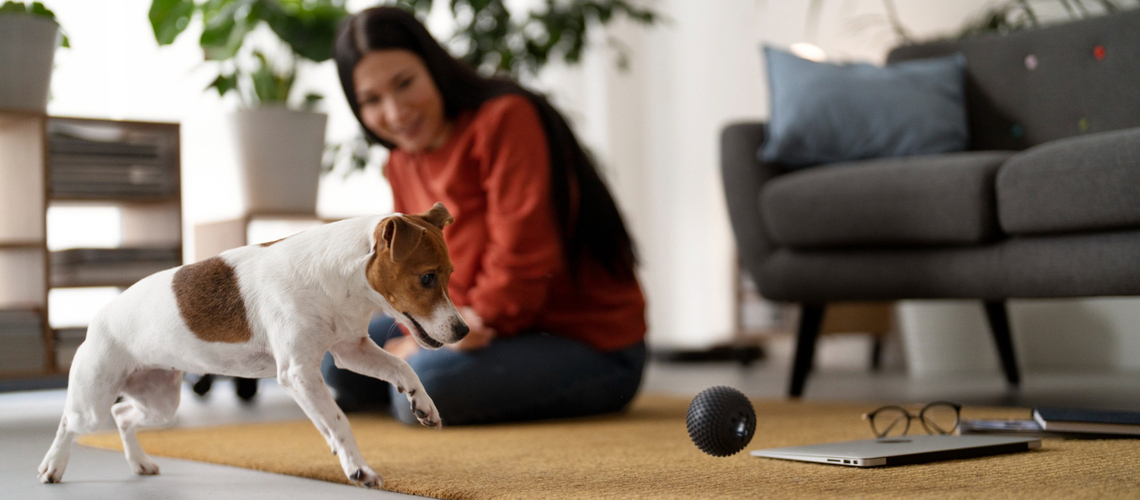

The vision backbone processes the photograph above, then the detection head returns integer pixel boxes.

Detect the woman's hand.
[451,306,496,352]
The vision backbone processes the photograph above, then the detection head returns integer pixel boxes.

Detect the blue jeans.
[321,315,646,426]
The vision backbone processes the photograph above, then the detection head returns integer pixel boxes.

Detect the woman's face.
[353,49,450,153]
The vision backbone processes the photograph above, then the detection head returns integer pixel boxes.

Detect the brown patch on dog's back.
[173,257,254,343]
[260,237,286,247]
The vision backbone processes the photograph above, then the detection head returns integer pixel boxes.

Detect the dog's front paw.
[406,388,441,429]
[37,462,63,484]
[349,466,383,488]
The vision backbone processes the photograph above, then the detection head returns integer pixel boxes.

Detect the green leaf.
[301,92,323,111]
[0,3,27,15]
[149,0,195,45]
[29,1,50,16]
[207,70,240,98]
[248,51,294,104]
[200,0,258,61]
[261,0,348,62]
[1,0,58,21]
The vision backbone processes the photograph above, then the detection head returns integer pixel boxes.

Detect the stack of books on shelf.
[51,247,182,288]
[0,309,45,374]
[48,121,178,199]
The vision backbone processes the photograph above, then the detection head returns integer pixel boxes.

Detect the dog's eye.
[420,273,437,288]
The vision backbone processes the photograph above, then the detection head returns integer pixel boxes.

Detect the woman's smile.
[354,49,451,153]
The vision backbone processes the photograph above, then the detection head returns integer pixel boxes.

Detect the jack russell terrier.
[38,203,468,488]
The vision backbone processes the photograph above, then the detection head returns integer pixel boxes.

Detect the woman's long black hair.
[335,6,637,281]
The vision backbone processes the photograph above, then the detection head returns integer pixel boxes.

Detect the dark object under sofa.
[721,9,1140,397]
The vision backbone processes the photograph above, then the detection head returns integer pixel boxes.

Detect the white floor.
[3,335,1139,500]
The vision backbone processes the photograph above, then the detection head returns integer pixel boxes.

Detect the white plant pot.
[230,107,327,214]
[0,15,60,113]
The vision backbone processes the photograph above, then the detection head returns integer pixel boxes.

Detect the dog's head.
[367,202,468,348]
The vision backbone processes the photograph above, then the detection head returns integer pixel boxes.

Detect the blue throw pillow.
[759,46,969,167]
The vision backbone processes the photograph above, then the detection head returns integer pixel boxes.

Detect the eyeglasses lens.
[921,403,959,435]
[870,407,909,437]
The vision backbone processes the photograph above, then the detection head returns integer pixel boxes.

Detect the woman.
[322,6,646,426]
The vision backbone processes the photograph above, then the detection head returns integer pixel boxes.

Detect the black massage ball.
[686,386,756,457]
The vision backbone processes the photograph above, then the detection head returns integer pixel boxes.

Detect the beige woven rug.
[79,395,1140,499]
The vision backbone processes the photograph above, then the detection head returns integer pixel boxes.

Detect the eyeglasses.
[862,401,962,438]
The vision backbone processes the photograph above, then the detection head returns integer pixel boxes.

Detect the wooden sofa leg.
[983,301,1021,386]
[788,303,825,398]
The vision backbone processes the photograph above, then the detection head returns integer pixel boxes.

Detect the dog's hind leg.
[38,414,78,484]
[39,336,127,483]
[112,368,182,476]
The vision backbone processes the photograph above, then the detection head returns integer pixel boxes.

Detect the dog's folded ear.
[418,202,455,229]
[380,216,425,263]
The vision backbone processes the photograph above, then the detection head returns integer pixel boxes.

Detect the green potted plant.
[149,0,349,214]
[0,1,68,113]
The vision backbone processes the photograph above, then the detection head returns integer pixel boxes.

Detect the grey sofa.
[721,9,1140,397]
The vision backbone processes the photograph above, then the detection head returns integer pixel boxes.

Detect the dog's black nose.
[453,321,470,340]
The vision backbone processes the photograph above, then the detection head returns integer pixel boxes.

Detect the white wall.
[901,298,1140,376]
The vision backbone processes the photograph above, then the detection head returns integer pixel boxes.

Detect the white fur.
[38,215,464,488]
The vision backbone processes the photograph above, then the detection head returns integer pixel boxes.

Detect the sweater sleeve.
[467,96,563,335]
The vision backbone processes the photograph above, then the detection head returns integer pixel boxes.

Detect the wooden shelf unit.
[0,112,181,380]
[0,110,50,378]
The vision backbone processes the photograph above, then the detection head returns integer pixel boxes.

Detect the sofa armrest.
[720,122,784,294]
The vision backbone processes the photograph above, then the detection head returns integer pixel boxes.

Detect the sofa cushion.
[759,46,969,167]
[997,127,1140,236]
[757,229,1140,302]
[761,151,1013,248]
[888,9,1140,151]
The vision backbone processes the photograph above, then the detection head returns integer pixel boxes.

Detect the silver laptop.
[751,435,1041,467]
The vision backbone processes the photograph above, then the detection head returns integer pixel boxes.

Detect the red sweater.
[385,94,646,352]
